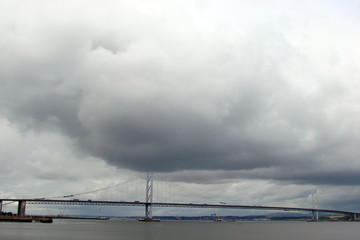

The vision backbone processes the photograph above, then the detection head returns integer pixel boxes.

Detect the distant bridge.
[1,198,360,221]
[2,175,360,221]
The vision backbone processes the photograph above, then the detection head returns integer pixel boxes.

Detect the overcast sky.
[1,0,360,216]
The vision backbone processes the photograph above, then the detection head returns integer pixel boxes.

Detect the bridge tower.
[311,189,319,221]
[144,173,154,221]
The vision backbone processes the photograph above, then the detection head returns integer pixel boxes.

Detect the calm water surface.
[0,219,359,240]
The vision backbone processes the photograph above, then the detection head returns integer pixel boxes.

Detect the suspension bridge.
[1,174,360,221]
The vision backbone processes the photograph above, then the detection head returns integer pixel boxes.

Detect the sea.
[0,219,359,240]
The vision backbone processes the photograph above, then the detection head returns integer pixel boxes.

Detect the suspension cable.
[47,178,140,199]
[156,175,212,201]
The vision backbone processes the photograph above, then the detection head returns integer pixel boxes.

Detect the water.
[0,219,359,240]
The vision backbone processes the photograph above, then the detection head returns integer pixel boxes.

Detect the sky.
[1,0,360,216]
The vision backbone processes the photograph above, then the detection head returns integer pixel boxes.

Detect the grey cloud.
[10,93,85,137]
[1,0,360,192]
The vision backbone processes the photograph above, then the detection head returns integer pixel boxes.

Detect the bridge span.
[1,198,359,221]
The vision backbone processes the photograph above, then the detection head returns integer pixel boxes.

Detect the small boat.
[138,218,160,222]
[34,218,53,223]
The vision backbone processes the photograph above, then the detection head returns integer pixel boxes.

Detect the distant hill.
[63,211,347,221]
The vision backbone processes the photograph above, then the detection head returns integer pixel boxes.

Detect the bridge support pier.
[350,213,359,221]
[312,210,319,221]
[17,200,26,217]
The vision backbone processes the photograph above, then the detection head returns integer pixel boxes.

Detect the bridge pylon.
[143,173,154,221]
[311,190,319,221]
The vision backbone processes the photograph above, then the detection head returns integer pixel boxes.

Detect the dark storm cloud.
[1,0,360,189]
[11,93,86,138]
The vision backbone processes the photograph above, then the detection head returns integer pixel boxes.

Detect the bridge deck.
[1,198,358,215]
